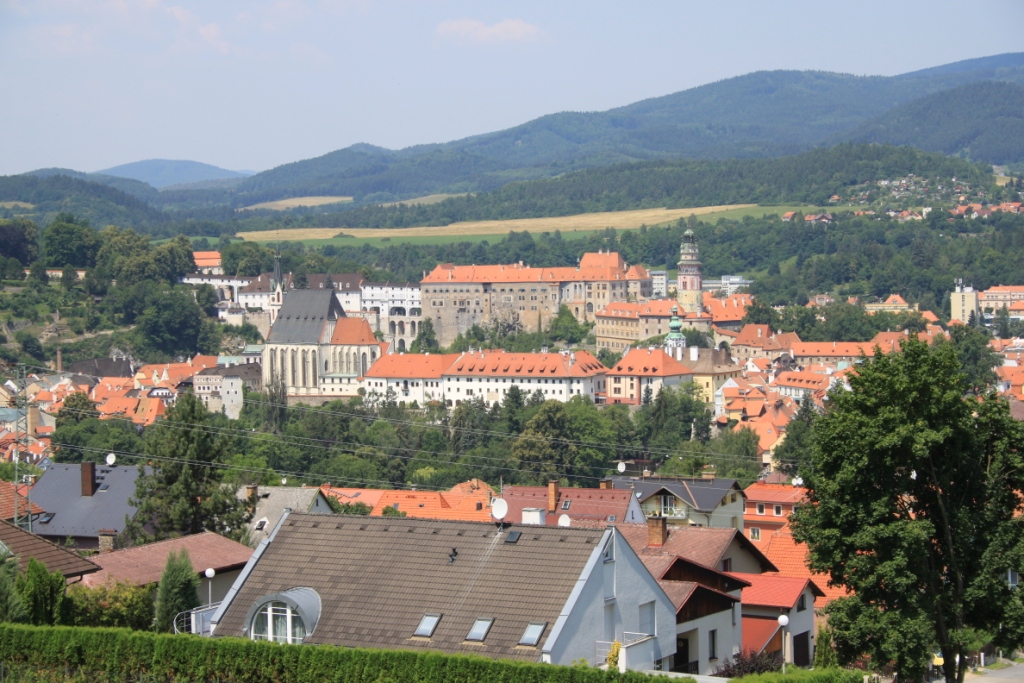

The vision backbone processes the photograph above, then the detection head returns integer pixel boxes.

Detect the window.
[415,613,442,637]
[467,618,494,641]
[519,622,546,646]
[750,527,761,541]
[1010,570,1020,588]
[561,499,571,510]
[756,503,765,515]
[774,504,783,516]
[797,594,807,611]
[250,601,306,644]
[709,629,718,660]
[721,558,732,573]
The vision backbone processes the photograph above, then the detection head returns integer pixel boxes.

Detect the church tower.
[676,229,703,314]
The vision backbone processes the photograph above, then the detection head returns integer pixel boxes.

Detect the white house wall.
[544,528,675,670]
[675,606,740,675]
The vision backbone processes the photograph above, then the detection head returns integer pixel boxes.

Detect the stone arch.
[398,321,405,335]
[398,338,406,352]
[389,320,396,335]
[361,352,368,376]
[410,321,416,335]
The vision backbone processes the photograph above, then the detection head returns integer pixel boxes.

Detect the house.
[730,325,800,361]
[193,251,223,275]
[781,212,797,222]
[194,364,263,419]
[441,349,606,407]
[0,519,99,581]
[500,480,646,527]
[675,347,742,402]
[701,293,753,331]
[361,352,461,407]
[864,294,918,314]
[318,480,495,522]
[605,347,694,405]
[209,513,677,671]
[732,573,822,665]
[610,475,747,530]
[595,300,711,352]
[83,532,254,605]
[28,462,143,550]
[240,485,334,548]
[743,482,806,545]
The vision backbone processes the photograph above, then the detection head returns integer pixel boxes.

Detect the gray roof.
[266,289,344,345]
[611,475,742,513]
[198,364,262,381]
[213,513,607,660]
[240,486,324,547]
[67,358,133,378]
[30,464,142,539]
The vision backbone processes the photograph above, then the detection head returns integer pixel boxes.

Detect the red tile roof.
[607,348,694,378]
[618,523,777,572]
[597,300,708,320]
[445,350,606,378]
[82,532,253,588]
[363,353,462,380]
[743,616,782,655]
[372,489,493,522]
[731,572,822,608]
[0,481,44,520]
[744,482,807,505]
[703,293,753,323]
[500,486,637,526]
[330,318,378,345]
[192,251,221,268]
[761,528,849,607]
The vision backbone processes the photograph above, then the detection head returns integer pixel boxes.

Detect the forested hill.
[0,174,170,230]
[95,159,252,188]
[233,53,1024,203]
[842,81,1024,165]
[286,145,989,230]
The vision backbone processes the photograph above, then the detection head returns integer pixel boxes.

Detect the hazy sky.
[2,0,1022,176]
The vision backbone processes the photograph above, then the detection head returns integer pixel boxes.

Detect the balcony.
[173,602,221,637]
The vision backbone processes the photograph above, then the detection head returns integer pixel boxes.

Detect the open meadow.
[238,196,353,211]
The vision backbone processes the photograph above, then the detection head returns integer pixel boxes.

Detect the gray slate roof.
[239,486,325,547]
[68,358,134,378]
[610,475,742,513]
[30,464,142,539]
[214,513,607,660]
[266,289,344,345]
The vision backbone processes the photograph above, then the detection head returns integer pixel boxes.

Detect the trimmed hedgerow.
[0,624,687,683]
[731,669,862,683]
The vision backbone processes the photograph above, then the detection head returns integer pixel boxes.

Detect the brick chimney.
[246,484,259,514]
[599,479,612,490]
[701,465,717,480]
[647,515,667,548]
[81,461,95,497]
[27,404,39,437]
[547,480,559,513]
[97,529,116,553]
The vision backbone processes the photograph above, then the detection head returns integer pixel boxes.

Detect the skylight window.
[561,500,571,510]
[414,614,442,637]
[466,618,494,641]
[519,622,546,646]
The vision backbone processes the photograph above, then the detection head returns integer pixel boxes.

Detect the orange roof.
[132,397,166,426]
[607,348,694,378]
[736,420,782,453]
[192,251,221,267]
[884,294,907,305]
[98,396,140,418]
[790,341,891,358]
[330,318,378,345]
[702,292,753,323]
[744,482,806,505]
[732,572,823,608]
[762,528,849,608]
[985,285,1024,293]
[91,381,132,403]
[596,300,707,320]
[319,486,387,510]
[445,350,606,378]
[364,353,463,380]
[921,310,939,322]
[372,489,493,522]
[624,264,649,280]
[423,252,639,285]
[0,481,44,519]
[743,616,782,655]
[579,251,626,269]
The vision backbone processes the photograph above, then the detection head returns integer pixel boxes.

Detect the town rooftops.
[744,482,806,505]
[372,489,494,522]
[266,289,345,345]
[762,528,848,608]
[500,485,640,527]
[702,293,753,323]
[363,353,463,380]
[422,251,647,285]
[29,464,143,540]
[731,572,823,608]
[596,300,707,320]
[0,520,99,579]
[211,513,615,660]
[610,475,743,514]
[0,480,43,520]
[83,532,253,588]
[618,522,777,573]
[444,350,605,379]
[329,318,379,345]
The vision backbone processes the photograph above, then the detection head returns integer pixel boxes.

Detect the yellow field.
[0,201,34,209]
[237,204,755,242]
[239,196,353,211]
[380,193,468,207]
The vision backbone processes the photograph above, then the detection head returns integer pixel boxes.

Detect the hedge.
[731,669,863,683]
[0,624,685,683]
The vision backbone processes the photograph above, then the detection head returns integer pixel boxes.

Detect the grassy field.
[0,201,34,209]
[239,196,354,211]
[237,204,761,244]
[379,193,468,207]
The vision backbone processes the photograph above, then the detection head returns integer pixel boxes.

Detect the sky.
[1,0,1022,176]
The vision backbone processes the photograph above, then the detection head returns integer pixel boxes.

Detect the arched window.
[301,351,308,387]
[311,351,318,387]
[251,601,306,644]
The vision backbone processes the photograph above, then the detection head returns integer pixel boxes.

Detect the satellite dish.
[617,462,626,474]
[280,477,288,486]
[491,498,508,520]
[792,476,804,487]
[557,514,571,527]
[106,453,116,466]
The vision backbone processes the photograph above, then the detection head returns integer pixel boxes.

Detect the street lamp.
[778,614,790,674]
[204,568,216,604]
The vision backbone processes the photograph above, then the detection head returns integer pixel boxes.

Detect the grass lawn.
[985,662,1011,670]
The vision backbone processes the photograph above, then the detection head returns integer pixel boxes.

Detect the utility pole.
[11,364,28,530]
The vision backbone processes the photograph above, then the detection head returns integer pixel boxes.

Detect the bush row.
[731,668,863,683]
[0,624,679,683]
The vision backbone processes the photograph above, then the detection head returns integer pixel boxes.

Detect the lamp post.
[204,568,216,604]
[778,614,790,674]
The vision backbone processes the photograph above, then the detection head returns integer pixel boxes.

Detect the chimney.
[246,484,259,513]
[27,404,39,436]
[548,480,559,513]
[690,346,699,362]
[647,515,667,548]
[522,508,547,525]
[702,465,717,480]
[97,529,116,553]
[81,461,95,497]
[600,479,612,490]
[56,348,63,373]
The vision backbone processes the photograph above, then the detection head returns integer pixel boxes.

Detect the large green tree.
[792,338,1024,683]
[773,392,817,477]
[42,214,99,268]
[16,559,65,626]
[128,393,249,543]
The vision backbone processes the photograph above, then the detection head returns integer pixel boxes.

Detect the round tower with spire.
[676,229,703,314]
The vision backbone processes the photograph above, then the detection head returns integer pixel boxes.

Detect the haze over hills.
[95,159,253,189]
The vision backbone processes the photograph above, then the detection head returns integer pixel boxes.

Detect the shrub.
[153,550,199,633]
[731,668,862,683]
[713,650,782,677]
[64,580,154,631]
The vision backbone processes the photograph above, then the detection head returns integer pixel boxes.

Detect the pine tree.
[16,558,65,626]
[153,549,200,633]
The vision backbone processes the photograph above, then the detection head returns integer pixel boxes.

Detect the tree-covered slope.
[0,175,169,229]
[842,81,1024,164]
[233,53,1024,202]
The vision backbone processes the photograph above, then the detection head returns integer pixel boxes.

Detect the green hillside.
[96,159,252,188]
[843,81,1024,164]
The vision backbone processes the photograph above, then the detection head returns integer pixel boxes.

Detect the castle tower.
[676,229,703,314]
[664,305,687,360]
